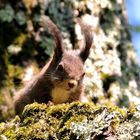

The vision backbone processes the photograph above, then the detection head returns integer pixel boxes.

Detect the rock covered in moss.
[0,102,140,140]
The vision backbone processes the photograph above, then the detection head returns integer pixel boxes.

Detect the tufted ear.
[39,15,64,60]
[77,18,93,62]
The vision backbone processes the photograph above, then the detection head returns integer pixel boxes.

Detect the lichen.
[1,102,136,140]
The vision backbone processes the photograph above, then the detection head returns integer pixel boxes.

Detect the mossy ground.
[0,102,139,140]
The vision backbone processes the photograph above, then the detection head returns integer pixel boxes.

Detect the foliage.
[130,25,140,33]
[0,4,14,23]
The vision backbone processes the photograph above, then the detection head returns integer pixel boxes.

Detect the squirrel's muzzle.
[68,80,78,89]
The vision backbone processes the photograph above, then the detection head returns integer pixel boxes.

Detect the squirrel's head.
[40,16,93,92]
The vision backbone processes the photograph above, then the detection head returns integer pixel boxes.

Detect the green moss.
[1,102,139,139]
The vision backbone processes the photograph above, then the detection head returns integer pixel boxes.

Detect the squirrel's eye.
[57,64,64,72]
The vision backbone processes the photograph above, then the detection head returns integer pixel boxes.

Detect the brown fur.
[14,16,93,115]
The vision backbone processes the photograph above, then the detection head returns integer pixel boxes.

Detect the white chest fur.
[51,87,70,104]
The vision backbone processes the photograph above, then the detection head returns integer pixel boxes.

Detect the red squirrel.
[14,16,93,114]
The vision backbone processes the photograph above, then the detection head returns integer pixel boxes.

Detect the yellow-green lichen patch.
[0,102,140,139]
[116,105,140,139]
[0,116,20,140]
[57,102,127,139]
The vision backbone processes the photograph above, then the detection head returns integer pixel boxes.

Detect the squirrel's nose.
[68,80,77,88]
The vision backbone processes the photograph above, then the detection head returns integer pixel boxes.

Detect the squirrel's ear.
[77,18,93,62]
[39,15,64,59]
